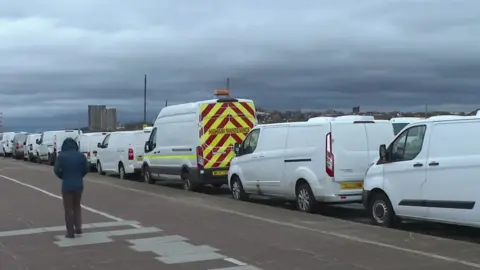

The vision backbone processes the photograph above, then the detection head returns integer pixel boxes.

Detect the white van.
[142,92,257,190]
[76,132,109,170]
[36,130,82,165]
[24,133,41,162]
[390,117,423,135]
[2,132,18,157]
[96,129,151,179]
[228,115,394,213]
[363,116,480,228]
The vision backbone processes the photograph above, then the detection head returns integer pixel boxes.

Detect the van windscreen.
[392,123,409,135]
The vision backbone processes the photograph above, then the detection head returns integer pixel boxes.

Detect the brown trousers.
[62,190,83,235]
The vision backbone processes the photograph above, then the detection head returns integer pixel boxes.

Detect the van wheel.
[97,161,105,175]
[369,192,397,228]
[142,165,155,184]
[296,183,317,213]
[231,176,247,201]
[181,171,199,191]
[48,153,55,166]
[118,164,126,180]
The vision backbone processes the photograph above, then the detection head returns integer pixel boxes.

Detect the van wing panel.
[199,102,256,168]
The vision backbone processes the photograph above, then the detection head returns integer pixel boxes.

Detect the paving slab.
[1,159,480,270]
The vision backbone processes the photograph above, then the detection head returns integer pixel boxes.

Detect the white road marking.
[0,221,140,237]
[224,258,247,266]
[87,178,480,269]
[0,173,142,228]
[0,172,258,268]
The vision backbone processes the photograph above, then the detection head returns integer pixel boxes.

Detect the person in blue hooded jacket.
[53,137,89,238]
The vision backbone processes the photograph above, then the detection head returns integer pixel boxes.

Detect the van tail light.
[15,143,19,149]
[196,146,204,169]
[325,132,334,177]
[128,148,134,160]
[87,152,91,160]
[53,141,57,152]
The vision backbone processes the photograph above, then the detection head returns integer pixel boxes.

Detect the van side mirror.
[379,144,387,160]
[233,143,241,156]
[23,142,26,145]
[36,139,40,144]
[97,142,102,148]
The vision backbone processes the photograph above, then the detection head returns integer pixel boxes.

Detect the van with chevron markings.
[142,89,257,191]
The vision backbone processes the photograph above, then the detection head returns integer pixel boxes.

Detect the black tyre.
[231,176,248,201]
[181,171,199,191]
[50,152,57,166]
[142,165,155,184]
[97,161,106,175]
[118,163,126,180]
[296,183,317,213]
[369,192,397,228]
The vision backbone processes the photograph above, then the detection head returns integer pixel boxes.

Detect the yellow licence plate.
[340,182,363,190]
[212,170,228,176]
[136,157,143,161]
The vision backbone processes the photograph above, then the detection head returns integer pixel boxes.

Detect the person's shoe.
[75,230,82,235]
[65,234,75,239]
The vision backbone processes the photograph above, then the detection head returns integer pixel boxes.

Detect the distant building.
[352,106,360,114]
[88,105,117,131]
[88,105,106,131]
[105,108,117,131]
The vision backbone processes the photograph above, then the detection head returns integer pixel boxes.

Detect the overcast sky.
[1,0,479,131]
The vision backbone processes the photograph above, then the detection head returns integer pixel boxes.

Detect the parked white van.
[363,116,480,228]
[96,129,151,179]
[24,133,41,162]
[228,115,394,213]
[390,117,423,135]
[36,130,82,165]
[142,92,257,190]
[2,132,17,157]
[76,132,109,170]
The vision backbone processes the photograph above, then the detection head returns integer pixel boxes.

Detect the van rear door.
[199,100,256,172]
[330,122,369,186]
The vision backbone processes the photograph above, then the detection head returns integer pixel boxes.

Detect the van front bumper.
[191,167,229,186]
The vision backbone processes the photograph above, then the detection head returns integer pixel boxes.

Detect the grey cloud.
[1,0,480,131]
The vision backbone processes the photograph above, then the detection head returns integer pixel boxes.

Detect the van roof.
[156,98,254,119]
[413,115,479,124]
[307,115,375,123]
[389,117,424,123]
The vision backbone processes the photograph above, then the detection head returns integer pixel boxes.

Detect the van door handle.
[429,161,439,166]
[413,163,423,167]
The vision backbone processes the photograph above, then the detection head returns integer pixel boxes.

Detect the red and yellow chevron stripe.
[199,101,256,168]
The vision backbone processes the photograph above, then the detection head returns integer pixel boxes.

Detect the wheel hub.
[373,200,388,223]
[297,189,310,211]
[232,182,240,199]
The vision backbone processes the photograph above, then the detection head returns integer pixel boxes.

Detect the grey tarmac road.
[1,158,480,270]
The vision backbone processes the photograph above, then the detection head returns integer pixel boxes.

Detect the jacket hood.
[61,137,79,151]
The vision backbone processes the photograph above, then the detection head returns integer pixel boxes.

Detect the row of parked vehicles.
[2,90,477,230]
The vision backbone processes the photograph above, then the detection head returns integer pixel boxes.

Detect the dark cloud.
[1,0,480,131]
